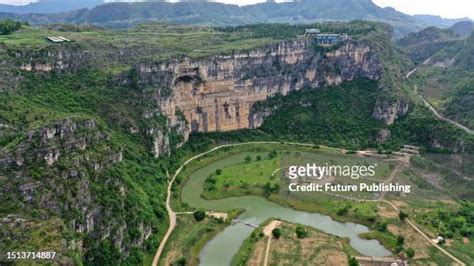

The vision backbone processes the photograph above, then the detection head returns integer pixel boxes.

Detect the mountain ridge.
[0,0,471,37]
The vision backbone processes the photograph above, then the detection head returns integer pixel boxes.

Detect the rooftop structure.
[316,33,341,45]
[46,36,71,43]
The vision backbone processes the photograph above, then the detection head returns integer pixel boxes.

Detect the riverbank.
[158,210,242,265]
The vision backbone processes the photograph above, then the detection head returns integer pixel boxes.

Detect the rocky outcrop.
[129,38,383,141]
[0,118,147,258]
[372,97,410,125]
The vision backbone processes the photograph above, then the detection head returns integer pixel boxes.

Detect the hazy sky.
[1,0,473,19]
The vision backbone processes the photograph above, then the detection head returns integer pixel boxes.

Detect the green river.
[181,151,391,265]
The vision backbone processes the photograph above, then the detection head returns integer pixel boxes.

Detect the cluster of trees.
[270,225,308,239]
[258,79,383,150]
[263,181,280,197]
[0,19,26,35]
[432,202,474,239]
[204,174,217,192]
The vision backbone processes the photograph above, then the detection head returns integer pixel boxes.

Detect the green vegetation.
[399,211,409,221]
[406,247,415,258]
[404,32,474,129]
[295,225,308,238]
[193,209,206,221]
[397,26,460,63]
[0,19,26,35]
[349,256,359,266]
[416,202,474,239]
[202,152,279,199]
[1,20,473,264]
[258,79,384,149]
[359,230,398,252]
[272,228,282,239]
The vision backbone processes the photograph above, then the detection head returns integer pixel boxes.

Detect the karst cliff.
[133,39,384,135]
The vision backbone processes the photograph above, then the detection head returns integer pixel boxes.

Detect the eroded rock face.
[372,98,410,125]
[132,39,383,140]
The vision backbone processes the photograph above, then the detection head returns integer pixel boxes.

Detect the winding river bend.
[181,151,391,266]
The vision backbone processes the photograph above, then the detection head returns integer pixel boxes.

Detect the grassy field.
[0,24,280,63]
[201,147,393,200]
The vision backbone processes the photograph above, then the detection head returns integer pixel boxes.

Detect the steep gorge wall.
[133,39,383,141]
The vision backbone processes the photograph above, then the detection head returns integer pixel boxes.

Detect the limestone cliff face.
[133,39,382,139]
[372,97,410,125]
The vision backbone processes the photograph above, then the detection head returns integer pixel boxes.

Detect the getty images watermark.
[285,162,411,194]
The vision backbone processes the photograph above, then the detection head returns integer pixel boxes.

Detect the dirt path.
[380,161,404,199]
[407,68,473,134]
[262,221,281,266]
[263,237,272,266]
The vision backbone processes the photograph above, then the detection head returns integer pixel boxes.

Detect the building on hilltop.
[304,29,348,45]
[304,28,320,36]
[315,33,348,45]
[316,34,341,45]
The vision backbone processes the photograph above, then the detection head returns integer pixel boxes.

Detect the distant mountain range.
[0,0,472,37]
[0,0,104,14]
[397,22,470,63]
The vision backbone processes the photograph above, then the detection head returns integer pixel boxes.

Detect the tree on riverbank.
[193,209,206,221]
[272,228,281,239]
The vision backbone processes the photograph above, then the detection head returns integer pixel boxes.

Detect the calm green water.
[181,152,391,266]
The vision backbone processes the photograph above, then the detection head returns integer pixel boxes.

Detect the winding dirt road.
[373,199,465,266]
[407,68,473,134]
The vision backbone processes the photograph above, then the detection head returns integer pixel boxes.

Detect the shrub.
[272,228,281,239]
[399,211,408,221]
[244,155,252,163]
[397,235,405,245]
[193,209,206,221]
[349,256,359,266]
[295,226,308,238]
[406,247,415,259]
[376,221,388,232]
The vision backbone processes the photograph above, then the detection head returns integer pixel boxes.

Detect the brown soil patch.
[388,224,400,235]
[445,239,453,246]
[248,240,266,266]
[462,237,470,244]
[206,211,228,221]
[391,200,409,208]
[389,222,431,259]
[256,222,349,265]
[378,204,398,218]
[263,220,282,236]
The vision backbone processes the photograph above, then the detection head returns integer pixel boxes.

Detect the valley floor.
[157,142,472,266]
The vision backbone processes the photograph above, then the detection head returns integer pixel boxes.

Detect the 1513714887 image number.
[6,251,56,260]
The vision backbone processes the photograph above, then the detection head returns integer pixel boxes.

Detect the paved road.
[407,68,473,134]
